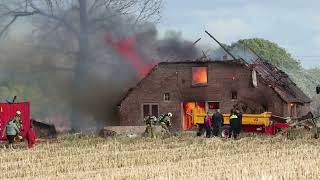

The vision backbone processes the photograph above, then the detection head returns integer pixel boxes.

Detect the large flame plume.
[106,33,158,78]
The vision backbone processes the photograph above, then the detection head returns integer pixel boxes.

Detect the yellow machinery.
[192,108,272,127]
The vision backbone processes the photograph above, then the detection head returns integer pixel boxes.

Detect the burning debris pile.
[31,119,57,139]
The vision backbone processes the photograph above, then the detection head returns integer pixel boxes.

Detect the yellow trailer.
[192,109,271,126]
[192,108,290,137]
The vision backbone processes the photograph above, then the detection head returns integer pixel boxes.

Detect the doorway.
[182,101,206,130]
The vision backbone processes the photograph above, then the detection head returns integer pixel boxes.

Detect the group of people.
[2,111,36,149]
[204,108,242,139]
[144,112,172,138]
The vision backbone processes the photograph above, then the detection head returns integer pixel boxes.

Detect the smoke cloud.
[0,16,201,131]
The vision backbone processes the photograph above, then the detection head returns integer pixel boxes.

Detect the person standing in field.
[212,109,224,137]
[144,113,157,138]
[204,112,212,138]
[158,113,172,135]
[229,110,239,139]
[13,111,23,130]
[2,119,19,149]
[13,111,23,141]
[26,124,36,149]
[235,109,242,138]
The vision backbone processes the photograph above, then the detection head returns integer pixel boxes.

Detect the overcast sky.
[158,0,320,69]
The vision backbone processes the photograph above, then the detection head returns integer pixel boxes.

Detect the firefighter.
[158,113,172,135]
[12,111,23,141]
[13,111,23,129]
[26,124,36,149]
[235,109,242,137]
[229,110,239,139]
[2,119,19,149]
[144,113,157,138]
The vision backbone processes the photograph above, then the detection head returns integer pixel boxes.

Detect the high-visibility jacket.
[230,114,238,119]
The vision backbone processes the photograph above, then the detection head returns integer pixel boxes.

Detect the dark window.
[164,93,170,101]
[208,102,220,109]
[143,104,150,117]
[231,91,237,100]
[152,105,158,116]
[192,67,208,85]
[262,104,268,111]
[142,104,159,118]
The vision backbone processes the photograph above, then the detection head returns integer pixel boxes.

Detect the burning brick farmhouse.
[118,58,311,130]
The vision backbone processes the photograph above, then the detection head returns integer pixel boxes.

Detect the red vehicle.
[0,101,31,140]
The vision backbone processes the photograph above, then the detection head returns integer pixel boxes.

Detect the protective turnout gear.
[12,111,23,141]
[144,116,157,125]
[17,135,23,141]
[26,128,36,148]
[13,115,22,130]
[158,113,172,135]
[144,116,157,138]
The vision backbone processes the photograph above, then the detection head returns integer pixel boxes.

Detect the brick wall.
[119,61,308,130]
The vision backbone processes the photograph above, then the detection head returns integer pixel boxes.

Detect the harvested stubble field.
[0,133,320,180]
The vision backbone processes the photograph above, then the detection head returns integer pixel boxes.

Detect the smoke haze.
[0,17,201,130]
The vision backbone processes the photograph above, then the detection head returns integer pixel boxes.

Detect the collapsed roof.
[119,58,311,105]
[252,58,311,103]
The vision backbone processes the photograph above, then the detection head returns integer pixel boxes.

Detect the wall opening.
[182,101,207,130]
[142,103,159,119]
[192,67,208,85]
[231,91,238,100]
[164,93,170,102]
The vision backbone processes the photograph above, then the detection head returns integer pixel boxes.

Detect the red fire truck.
[0,101,31,140]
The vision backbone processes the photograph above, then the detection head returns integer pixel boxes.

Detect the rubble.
[31,119,57,139]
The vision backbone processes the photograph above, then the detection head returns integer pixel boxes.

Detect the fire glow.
[183,102,195,130]
[106,33,157,78]
[192,67,208,84]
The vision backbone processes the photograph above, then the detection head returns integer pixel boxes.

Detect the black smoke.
[0,19,201,131]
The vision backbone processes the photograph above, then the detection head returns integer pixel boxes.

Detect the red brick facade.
[119,61,311,130]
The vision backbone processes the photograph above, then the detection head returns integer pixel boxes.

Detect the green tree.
[234,38,301,70]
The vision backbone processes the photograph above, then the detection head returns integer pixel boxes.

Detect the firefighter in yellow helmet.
[144,113,157,138]
[158,112,172,135]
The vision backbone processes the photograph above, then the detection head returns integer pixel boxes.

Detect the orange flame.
[106,33,158,78]
[192,67,207,84]
[183,102,196,130]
